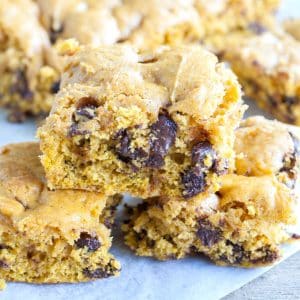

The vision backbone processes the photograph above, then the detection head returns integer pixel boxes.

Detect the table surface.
[223,251,300,300]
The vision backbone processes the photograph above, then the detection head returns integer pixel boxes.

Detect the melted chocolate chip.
[283,96,297,109]
[68,98,99,137]
[75,232,101,252]
[83,268,111,279]
[10,69,33,100]
[0,260,9,269]
[146,114,177,168]
[182,141,216,198]
[225,241,245,264]
[50,80,60,94]
[75,97,99,121]
[191,141,216,168]
[181,168,207,198]
[76,104,98,120]
[279,132,300,188]
[49,24,64,44]
[114,129,147,164]
[251,248,279,264]
[68,123,90,137]
[0,244,10,250]
[197,219,221,247]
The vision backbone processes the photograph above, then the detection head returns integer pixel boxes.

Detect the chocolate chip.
[225,241,245,264]
[248,22,267,35]
[68,98,100,137]
[146,114,177,168]
[114,129,132,163]
[76,105,98,120]
[114,129,147,164]
[75,232,100,252]
[292,233,300,239]
[75,97,99,121]
[181,168,207,198]
[262,249,279,263]
[212,158,229,176]
[50,80,60,94]
[283,96,297,109]
[191,141,216,169]
[0,260,9,269]
[83,268,111,279]
[83,261,119,279]
[49,24,64,44]
[0,244,10,250]
[197,218,221,247]
[10,69,33,100]
[68,123,90,137]
[181,141,216,198]
[251,247,279,264]
[279,132,300,188]
[136,229,147,241]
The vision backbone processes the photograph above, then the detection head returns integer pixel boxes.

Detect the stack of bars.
[0,0,300,291]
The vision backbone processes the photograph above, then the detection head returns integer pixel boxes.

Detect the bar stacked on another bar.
[0,143,121,284]
[122,117,300,266]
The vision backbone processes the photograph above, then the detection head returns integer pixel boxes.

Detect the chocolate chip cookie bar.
[284,18,300,41]
[0,0,60,122]
[38,43,244,199]
[122,117,300,266]
[1,0,279,121]
[0,143,121,284]
[220,30,300,124]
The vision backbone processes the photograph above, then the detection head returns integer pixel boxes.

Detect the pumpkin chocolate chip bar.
[122,117,300,266]
[219,30,300,125]
[38,43,244,198]
[0,142,121,284]
[1,0,279,121]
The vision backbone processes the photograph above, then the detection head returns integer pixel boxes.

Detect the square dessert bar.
[0,0,60,121]
[221,30,300,124]
[0,0,204,121]
[39,43,244,199]
[1,0,279,121]
[0,143,120,284]
[122,117,300,266]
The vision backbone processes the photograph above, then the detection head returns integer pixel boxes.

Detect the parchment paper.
[1,1,300,298]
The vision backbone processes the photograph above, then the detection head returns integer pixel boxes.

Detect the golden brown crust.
[0,142,120,284]
[38,44,244,198]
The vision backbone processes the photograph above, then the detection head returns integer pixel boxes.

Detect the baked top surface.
[0,142,109,236]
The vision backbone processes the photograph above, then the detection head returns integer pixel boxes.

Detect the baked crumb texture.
[0,143,121,284]
[0,0,279,120]
[122,117,300,267]
[38,44,244,199]
[209,29,300,125]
